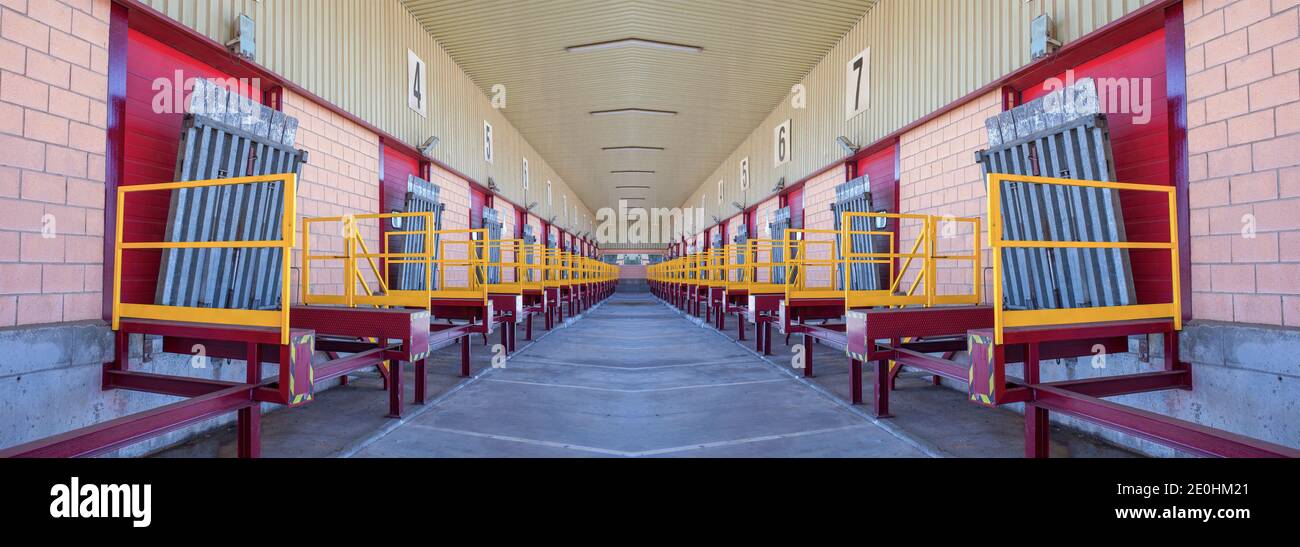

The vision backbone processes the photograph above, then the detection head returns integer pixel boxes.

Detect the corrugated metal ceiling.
[401,0,878,210]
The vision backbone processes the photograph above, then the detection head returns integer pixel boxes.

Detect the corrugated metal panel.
[135,0,592,228]
[684,0,1155,216]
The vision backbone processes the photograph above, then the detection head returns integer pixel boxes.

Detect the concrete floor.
[155,290,1138,458]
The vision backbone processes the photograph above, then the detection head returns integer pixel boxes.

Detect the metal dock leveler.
[156,78,306,313]
[843,173,1299,458]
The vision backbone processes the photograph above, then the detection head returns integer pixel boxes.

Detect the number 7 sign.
[846,47,870,120]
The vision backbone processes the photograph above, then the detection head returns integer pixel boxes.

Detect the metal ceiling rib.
[400,0,878,210]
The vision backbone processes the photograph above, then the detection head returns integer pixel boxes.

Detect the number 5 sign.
[845,47,870,120]
[773,119,791,166]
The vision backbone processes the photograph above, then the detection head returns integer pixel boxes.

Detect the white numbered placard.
[408,50,427,117]
[845,47,870,120]
[774,120,791,166]
[739,157,750,190]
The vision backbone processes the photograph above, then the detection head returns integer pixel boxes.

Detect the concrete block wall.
[1184,0,1300,327]
[0,0,111,328]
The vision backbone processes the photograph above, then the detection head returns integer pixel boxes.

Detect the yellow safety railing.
[783,229,842,300]
[302,211,427,307]
[705,247,727,288]
[113,174,296,345]
[521,243,546,292]
[302,214,488,308]
[841,212,982,309]
[561,251,576,287]
[478,238,526,294]
[543,247,564,288]
[723,244,747,290]
[746,239,787,295]
[987,173,1181,344]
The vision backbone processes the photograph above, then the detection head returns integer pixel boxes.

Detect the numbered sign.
[739,157,750,191]
[522,158,530,191]
[483,121,494,163]
[845,47,870,120]
[773,119,791,166]
[408,50,427,117]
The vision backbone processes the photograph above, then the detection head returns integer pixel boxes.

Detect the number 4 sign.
[408,50,427,117]
[846,47,870,120]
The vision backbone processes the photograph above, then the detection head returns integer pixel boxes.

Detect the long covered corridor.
[347,292,927,458]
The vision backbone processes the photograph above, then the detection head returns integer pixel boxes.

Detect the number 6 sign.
[774,119,791,166]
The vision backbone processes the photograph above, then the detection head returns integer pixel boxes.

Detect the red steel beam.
[0,384,259,458]
[1032,385,1300,458]
[104,370,244,398]
[312,346,391,383]
[1040,370,1191,399]
[891,348,970,383]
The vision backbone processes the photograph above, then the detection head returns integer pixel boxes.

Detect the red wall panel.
[1019,28,1173,305]
[856,143,899,215]
[381,143,421,217]
[120,29,256,305]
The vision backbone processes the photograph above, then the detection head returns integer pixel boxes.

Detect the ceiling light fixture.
[602,146,665,152]
[590,108,677,117]
[616,186,651,190]
[611,170,656,174]
[566,38,703,54]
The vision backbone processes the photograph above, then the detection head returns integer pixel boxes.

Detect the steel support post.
[414,358,427,405]
[1026,404,1051,458]
[803,334,815,378]
[850,359,863,405]
[460,335,471,377]
[387,360,404,418]
[237,342,261,459]
[874,359,891,418]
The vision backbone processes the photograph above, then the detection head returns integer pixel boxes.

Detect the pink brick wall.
[525,212,542,244]
[801,165,846,289]
[284,90,380,301]
[898,90,1002,298]
[1185,0,1300,327]
[429,162,473,288]
[0,0,110,327]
